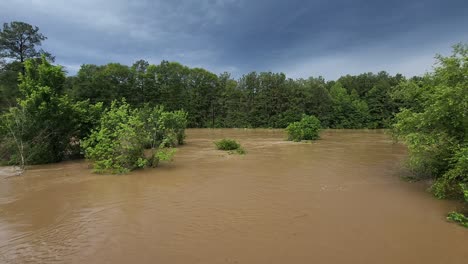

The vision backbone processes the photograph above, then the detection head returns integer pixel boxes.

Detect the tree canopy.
[66,62,403,129]
[0,22,51,110]
[0,21,50,64]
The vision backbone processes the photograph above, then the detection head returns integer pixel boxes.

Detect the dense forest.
[0,22,404,130]
[1,58,406,130]
[0,22,467,225]
[63,62,404,129]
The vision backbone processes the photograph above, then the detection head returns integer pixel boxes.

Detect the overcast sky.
[1,0,467,79]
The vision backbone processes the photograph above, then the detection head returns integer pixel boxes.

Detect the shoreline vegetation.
[0,21,466,227]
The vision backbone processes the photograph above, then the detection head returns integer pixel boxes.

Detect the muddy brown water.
[0,129,466,264]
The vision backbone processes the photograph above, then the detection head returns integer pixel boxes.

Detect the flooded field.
[0,129,467,263]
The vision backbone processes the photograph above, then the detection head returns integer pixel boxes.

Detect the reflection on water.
[0,129,466,263]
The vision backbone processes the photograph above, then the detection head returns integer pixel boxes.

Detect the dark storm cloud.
[1,0,467,79]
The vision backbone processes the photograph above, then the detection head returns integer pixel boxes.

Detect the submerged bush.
[447,184,468,228]
[215,138,240,150]
[234,146,246,155]
[138,104,188,149]
[447,212,468,227]
[214,139,246,155]
[82,100,147,174]
[160,110,188,145]
[148,148,177,168]
[82,100,187,174]
[286,115,321,142]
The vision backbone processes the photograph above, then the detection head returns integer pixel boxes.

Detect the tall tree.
[0,22,51,110]
[0,22,52,70]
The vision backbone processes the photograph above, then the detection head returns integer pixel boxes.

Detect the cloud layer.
[1,0,467,79]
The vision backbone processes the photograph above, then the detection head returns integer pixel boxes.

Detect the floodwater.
[0,129,466,264]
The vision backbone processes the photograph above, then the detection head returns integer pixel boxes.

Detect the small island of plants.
[286,115,321,142]
[214,139,246,155]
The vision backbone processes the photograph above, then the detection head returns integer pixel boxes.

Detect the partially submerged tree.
[82,101,188,174]
[392,43,468,227]
[0,56,102,170]
[82,100,148,174]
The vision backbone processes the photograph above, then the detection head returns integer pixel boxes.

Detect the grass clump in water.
[234,147,246,155]
[214,139,246,155]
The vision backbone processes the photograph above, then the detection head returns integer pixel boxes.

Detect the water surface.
[0,129,466,263]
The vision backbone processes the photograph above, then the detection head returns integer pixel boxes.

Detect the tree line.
[1,23,403,130]
[65,62,404,129]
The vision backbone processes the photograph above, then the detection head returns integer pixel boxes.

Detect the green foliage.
[148,148,177,168]
[0,56,99,166]
[0,61,22,110]
[82,100,147,174]
[446,184,468,228]
[65,59,404,129]
[73,100,104,141]
[160,110,188,145]
[431,146,468,199]
[0,22,53,111]
[392,44,468,202]
[447,212,468,228]
[215,139,241,150]
[67,63,133,106]
[463,184,468,201]
[0,21,50,63]
[0,21,408,131]
[214,139,246,155]
[328,83,370,128]
[82,100,187,174]
[286,115,321,142]
[138,104,188,148]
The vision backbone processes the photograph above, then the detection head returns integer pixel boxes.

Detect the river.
[0,129,466,263]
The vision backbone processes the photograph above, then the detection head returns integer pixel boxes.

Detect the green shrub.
[215,138,240,150]
[286,115,321,142]
[83,101,188,174]
[82,100,147,174]
[447,212,468,228]
[214,139,246,155]
[148,147,177,168]
[446,183,468,228]
[160,110,188,145]
[138,104,187,148]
